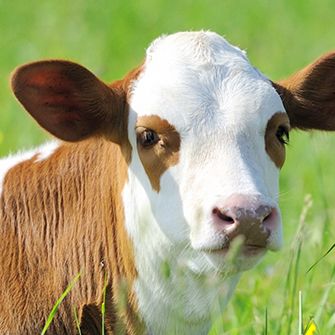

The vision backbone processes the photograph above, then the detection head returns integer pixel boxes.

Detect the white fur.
[124,31,286,333]
[0,141,59,194]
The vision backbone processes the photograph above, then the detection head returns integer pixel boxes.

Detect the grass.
[1,1,335,334]
[41,272,81,335]
[73,306,82,335]
[101,273,108,335]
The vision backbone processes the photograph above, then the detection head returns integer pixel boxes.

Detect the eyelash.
[138,129,159,148]
[276,126,289,145]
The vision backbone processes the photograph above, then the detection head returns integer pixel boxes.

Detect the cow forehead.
[130,31,285,134]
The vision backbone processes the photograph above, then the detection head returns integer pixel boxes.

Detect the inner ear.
[11,60,126,142]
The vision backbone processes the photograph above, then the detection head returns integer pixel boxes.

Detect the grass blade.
[314,265,335,323]
[286,241,302,334]
[101,273,108,335]
[298,291,303,335]
[277,195,312,335]
[264,307,268,335]
[73,306,82,335]
[41,272,81,335]
[306,242,335,274]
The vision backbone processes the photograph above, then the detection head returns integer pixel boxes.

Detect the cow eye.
[138,129,159,148]
[276,125,289,145]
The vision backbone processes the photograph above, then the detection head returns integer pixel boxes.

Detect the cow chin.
[187,234,268,275]
[202,247,267,274]
[181,243,267,277]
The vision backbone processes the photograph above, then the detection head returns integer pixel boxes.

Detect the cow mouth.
[242,244,267,256]
[205,243,267,257]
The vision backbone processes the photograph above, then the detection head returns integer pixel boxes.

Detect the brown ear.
[274,52,335,130]
[11,60,126,142]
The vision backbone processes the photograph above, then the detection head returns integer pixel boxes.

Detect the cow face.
[126,32,287,273]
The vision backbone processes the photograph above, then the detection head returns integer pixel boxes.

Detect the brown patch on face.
[106,64,144,156]
[110,64,143,97]
[265,112,290,168]
[136,115,181,192]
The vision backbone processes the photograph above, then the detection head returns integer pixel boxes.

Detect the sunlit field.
[1,1,335,333]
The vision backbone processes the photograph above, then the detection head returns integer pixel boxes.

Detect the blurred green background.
[1,0,335,333]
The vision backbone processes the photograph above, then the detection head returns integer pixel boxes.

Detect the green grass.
[41,272,81,335]
[1,1,335,334]
[73,306,83,335]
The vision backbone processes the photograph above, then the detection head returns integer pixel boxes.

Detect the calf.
[1,31,335,334]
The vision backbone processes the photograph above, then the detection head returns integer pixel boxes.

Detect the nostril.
[260,206,276,223]
[263,212,272,222]
[212,207,235,224]
[261,207,278,230]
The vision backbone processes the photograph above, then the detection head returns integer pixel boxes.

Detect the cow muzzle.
[210,194,280,255]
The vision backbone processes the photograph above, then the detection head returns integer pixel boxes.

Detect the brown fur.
[0,138,144,334]
[0,62,146,334]
[274,52,335,130]
[136,115,181,191]
[265,112,290,168]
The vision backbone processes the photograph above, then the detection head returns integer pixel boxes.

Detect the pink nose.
[212,194,278,248]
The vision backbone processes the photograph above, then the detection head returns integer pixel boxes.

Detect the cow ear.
[11,60,126,142]
[274,52,335,131]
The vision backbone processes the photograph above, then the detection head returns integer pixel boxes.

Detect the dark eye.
[276,125,289,145]
[138,129,159,148]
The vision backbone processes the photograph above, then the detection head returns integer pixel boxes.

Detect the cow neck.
[0,137,144,333]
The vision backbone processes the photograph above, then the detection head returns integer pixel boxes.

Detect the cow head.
[11,31,335,276]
